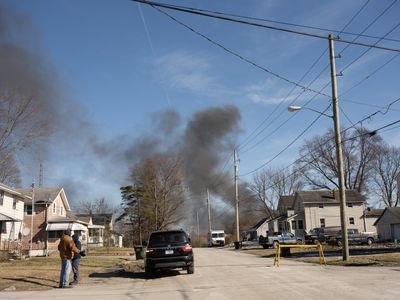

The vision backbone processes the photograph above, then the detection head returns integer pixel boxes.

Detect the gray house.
[374,207,400,241]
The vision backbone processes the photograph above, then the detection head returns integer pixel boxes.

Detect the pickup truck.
[259,232,303,249]
[304,226,341,244]
[328,228,378,246]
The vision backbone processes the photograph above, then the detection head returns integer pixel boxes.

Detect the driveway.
[2,248,399,299]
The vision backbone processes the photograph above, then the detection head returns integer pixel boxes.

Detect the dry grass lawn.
[0,251,140,291]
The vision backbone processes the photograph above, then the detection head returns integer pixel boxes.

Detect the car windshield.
[149,232,188,246]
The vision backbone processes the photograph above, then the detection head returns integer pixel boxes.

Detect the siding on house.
[374,208,400,241]
[291,189,365,237]
[0,184,24,241]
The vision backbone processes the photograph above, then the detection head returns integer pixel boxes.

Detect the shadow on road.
[89,267,182,280]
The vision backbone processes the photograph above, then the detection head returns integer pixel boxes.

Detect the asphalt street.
[2,248,399,300]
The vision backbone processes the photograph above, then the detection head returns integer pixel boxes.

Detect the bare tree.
[372,144,400,207]
[248,167,303,218]
[0,90,53,186]
[121,152,186,241]
[77,197,115,214]
[296,127,381,193]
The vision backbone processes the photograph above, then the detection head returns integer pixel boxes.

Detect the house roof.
[75,215,92,224]
[248,217,269,231]
[373,207,400,225]
[17,187,62,204]
[296,189,365,205]
[364,208,384,217]
[279,196,295,209]
[0,183,28,199]
[76,213,113,226]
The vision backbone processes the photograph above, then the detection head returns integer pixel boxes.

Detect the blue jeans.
[59,259,72,287]
[72,258,80,283]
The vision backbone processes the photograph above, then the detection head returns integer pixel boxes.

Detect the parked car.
[304,226,341,244]
[328,228,378,246]
[259,232,302,249]
[144,230,194,277]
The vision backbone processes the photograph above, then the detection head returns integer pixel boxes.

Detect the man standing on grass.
[58,229,80,288]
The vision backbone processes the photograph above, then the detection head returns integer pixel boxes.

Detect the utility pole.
[196,211,200,243]
[207,188,212,234]
[29,181,35,257]
[329,34,349,261]
[234,149,240,249]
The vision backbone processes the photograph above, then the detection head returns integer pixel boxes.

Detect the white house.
[0,183,26,252]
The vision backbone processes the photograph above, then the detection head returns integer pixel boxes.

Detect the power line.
[134,0,400,52]
[149,4,332,100]
[239,105,331,176]
[239,96,400,177]
[138,0,400,44]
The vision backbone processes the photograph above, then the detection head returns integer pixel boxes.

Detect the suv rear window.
[148,231,188,247]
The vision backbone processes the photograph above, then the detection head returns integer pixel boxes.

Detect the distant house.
[374,207,400,241]
[17,187,88,256]
[0,183,26,254]
[277,196,296,233]
[361,208,383,233]
[246,217,269,240]
[76,214,105,247]
[76,213,121,247]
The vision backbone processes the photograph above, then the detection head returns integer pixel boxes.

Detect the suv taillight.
[181,245,192,253]
[146,248,156,256]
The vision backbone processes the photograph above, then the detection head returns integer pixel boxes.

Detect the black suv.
[144,230,194,277]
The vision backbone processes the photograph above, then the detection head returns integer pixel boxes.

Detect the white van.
[208,230,225,247]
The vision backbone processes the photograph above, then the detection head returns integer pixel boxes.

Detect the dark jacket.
[72,238,82,260]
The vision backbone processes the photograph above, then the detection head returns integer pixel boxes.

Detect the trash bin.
[280,247,291,257]
[234,241,242,250]
[134,245,144,260]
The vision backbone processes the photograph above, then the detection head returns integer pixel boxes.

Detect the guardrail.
[274,244,326,267]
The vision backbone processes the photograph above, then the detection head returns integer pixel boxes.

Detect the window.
[347,202,353,208]
[320,218,326,228]
[52,203,56,214]
[48,230,63,239]
[60,206,64,216]
[298,220,304,230]
[12,198,17,209]
[349,217,355,225]
[1,223,6,234]
[292,220,297,230]
[0,191,3,205]
[318,204,324,208]
[26,205,32,215]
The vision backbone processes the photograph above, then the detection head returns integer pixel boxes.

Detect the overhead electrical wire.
[239,105,331,177]
[134,0,400,182]
[133,0,400,44]
[239,96,400,177]
[134,0,400,52]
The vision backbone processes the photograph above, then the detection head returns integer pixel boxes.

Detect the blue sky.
[3,0,400,210]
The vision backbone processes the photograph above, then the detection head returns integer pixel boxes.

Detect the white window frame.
[52,203,56,214]
[60,206,64,216]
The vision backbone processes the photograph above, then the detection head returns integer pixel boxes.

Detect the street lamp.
[287,104,349,261]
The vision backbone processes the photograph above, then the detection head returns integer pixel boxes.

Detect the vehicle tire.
[145,267,154,278]
[336,239,342,247]
[187,264,194,274]
[262,245,268,249]
[312,239,319,244]
[272,241,279,249]
[367,238,373,246]
[297,239,303,244]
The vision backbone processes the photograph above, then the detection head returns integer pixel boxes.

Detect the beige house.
[287,190,366,237]
[17,187,87,256]
[0,183,26,254]
[374,207,400,241]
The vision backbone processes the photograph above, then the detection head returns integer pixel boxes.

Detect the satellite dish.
[23,227,31,236]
